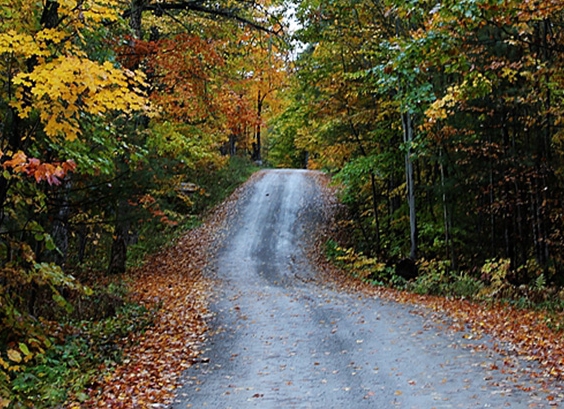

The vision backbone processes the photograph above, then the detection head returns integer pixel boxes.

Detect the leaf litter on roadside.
[73,229,212,408]
[330,270,564,392]
[312,236,564,402]
[71,178,254,408]
[310,172,564,403]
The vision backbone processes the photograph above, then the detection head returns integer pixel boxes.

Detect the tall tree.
[274,0,564,282]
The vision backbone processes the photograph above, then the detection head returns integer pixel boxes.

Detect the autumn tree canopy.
[10,0,564,405]
[0,0,289,405]
[268,0,564,287]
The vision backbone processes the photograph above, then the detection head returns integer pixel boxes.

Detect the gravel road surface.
[171,169,559,408]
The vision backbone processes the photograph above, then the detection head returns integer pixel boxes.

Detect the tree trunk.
[108,200,130,275]
[369,172,381,254]
[49,179,72,266]
[346,115,381,253]
[106,0,145,275]
[40,0,59,28]
[439,147,454,266]
[229,133,237,156]
[402,112,417,259]
[488,133,496,255]
[254,90,263,162]
[108,226,128,275]
[77,224,88,263]
[129,0,147,39]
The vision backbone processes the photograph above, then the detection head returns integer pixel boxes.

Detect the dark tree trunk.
[369,172,381,254]
[229,133,237,156]
[49,180,72,266]
[106,0,146,275]
[107,200,130,275]
[129,0,147,39]
[439,147,455,267]
[77,224,88,264]
[402,112,417,260]
[254,90,263,162]
[108,227,127,275]
[41,0,59,28]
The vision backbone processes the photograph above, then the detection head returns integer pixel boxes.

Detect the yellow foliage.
[501,67,518,83]
[0,0,148,141]
[6,349,21,364]
[44,0,120,26]
[478,258,512,298]
[426,73,492,123]
[336,246,385,280]
[81,0,121,23]
[10,56,147,140]
[425,85,459,121]
[324,143,353,169]
[0,31,44,58]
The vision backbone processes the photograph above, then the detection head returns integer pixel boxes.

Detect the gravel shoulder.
[171,169,562,408]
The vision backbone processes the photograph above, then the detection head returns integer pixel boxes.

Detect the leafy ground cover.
[309,173,564,403]
[66,167,256,408]
[353,280,564,402]
[73,225,213,408]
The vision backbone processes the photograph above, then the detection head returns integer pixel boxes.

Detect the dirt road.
[171,169,559,408]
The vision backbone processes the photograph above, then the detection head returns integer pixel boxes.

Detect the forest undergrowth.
[318,205,564,394]
[1,158,257,409]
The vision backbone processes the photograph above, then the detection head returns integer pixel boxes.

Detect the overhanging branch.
[123,1,281,35]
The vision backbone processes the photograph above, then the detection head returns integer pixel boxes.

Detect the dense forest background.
[269,0,564,297]
[0,0,286,406]
[3,0,564,406]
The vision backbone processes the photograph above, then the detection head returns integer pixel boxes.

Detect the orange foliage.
[146,33,256,136]
[115,36,159,71]
[3,151,76,185]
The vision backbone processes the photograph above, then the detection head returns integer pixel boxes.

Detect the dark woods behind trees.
[267,0,564,290]
[0,0,285,405]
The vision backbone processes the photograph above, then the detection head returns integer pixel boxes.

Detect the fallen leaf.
[7,349,21,363]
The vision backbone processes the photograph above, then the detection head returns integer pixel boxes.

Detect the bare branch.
[122,1,282,35]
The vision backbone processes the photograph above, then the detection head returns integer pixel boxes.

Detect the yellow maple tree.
[0,0,148,144]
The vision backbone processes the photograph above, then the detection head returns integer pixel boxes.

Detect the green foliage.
[6,298,153,408]
[325,239,404,287]
[408,259,448,295]
[0,241,92,352]
[0,150,258,405]
[127,216,201,269]
[478,258,511,299]
[324,239,348,268]
[288,0,564,305]
[266,102,309,169]
[409,259,483,298]
[185,156,260,215]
